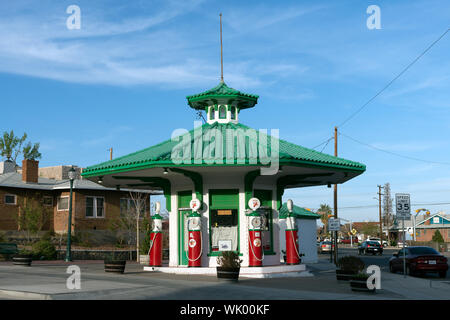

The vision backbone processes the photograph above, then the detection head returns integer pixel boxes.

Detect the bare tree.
[129,191,148,262]
[382,183,393,241]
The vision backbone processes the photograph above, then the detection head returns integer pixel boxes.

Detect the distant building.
[0,160,160,235]
[389,212,450,242]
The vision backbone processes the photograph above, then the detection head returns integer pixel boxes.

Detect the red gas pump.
[149,202,163,267]
[187,199,202,267]
[248,198,263,267]
[285,199,300,265]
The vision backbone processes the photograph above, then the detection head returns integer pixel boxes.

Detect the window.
[57,196,69,211]
[43,196,53,206]
[209,106,215,120]
[230,106,236,120]
[86,196,104,218]
[209,189,239,253]
[219,105,226,119]
[254,189,273,254]
[4,194,16,205]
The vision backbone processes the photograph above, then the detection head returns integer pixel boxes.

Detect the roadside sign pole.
[403,217,406,278]
[395,193,410,278]
[330,232,333,263]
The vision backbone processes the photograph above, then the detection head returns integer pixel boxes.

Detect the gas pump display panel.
[258,208,273,253]
[210,209,238,252]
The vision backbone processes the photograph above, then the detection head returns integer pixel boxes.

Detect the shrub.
[337,256,365,273]
[32,239,57,260]
[140,219,151,255]
[217,251,242,269]
[42,230,55,242]
[432,230,444,243]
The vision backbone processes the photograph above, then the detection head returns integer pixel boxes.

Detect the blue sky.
[1,0,449,222]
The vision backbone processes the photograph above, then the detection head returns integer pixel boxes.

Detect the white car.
[368,237,388,247]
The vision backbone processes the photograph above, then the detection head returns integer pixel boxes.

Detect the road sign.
[351,229,357,235]
[328,218,341,231]
[395,193,411,220]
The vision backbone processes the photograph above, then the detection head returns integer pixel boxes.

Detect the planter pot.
[139,255,149,265]
[350,276,376,293]
[336,269,357,281]
[104,260,126,274]
[13,254,32,266]
[216,267,240,282]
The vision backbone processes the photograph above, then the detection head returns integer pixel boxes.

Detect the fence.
[408,241,449,252]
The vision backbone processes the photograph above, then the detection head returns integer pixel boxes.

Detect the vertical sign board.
[395,193,410,277]
[328,218,341,231]
[328,218,340,264]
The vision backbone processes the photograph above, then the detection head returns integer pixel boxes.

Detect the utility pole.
[333,126,338,263]
[377,185,384,245]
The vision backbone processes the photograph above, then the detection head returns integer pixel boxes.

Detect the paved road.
[326,246,450,281]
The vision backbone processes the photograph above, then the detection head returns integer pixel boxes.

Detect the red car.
[341,238,358,244]
[389,246,448,278]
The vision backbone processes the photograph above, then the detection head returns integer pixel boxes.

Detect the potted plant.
[336,256,365,281]
[216,251,242,282]
[104,250,126,274]
[13,249,33,266]
[350,272,376,293]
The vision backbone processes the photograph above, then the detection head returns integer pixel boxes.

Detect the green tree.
[0,130,27,162]
[23,142,42,160]
[318,203,332,234]
[432,230,444,243]
[360,223,379,238]
[15,196,52,243]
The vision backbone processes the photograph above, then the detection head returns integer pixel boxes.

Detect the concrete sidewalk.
[0,260,448,300]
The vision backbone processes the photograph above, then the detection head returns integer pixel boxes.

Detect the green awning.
[279,203,320,220]
[82,122,366,177]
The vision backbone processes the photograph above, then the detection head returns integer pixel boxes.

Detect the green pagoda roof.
[279,203,320,220]
[81,122,366,177]
[186,81,259,110]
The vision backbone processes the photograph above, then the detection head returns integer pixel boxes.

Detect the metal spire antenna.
[220,13,224,82]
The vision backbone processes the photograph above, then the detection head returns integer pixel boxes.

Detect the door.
[178,191,192,266]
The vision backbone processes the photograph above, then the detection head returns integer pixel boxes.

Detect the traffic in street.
[322,246,450,281]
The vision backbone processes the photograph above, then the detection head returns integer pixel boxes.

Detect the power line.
[337,27,450,129]
[340,131,450,165]
[312,137,333,150]
[313,202,450,211]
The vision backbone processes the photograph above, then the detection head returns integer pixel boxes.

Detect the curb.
[0,289,53,300]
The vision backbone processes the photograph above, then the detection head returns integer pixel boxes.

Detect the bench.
[0,243,18,260]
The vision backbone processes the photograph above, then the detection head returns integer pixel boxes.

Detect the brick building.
[0,160,160,235]
[389,212,450,242]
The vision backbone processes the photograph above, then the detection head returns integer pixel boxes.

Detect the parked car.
[389,246,448,278]
[358,241,383,255]
[318,241,334,254]
[341,238,359,244]
[368,237,388,247]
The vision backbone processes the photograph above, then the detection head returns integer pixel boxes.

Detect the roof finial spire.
[220,13,224,83]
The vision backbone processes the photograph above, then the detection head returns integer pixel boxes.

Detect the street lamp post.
[65,167,76,262]
[413,208,430,241]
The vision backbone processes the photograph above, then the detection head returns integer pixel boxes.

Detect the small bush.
[337,256,365,273]
[432,230,445,243]
[140,219,152,255]
[42,230,55,242]
[217,251,242,269]
[32,240,57,260]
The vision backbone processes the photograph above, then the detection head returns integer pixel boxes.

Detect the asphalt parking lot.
[321,246,450,281]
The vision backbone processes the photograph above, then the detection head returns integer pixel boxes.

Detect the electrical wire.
[340,131,450,166]
[337,28,450,129]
